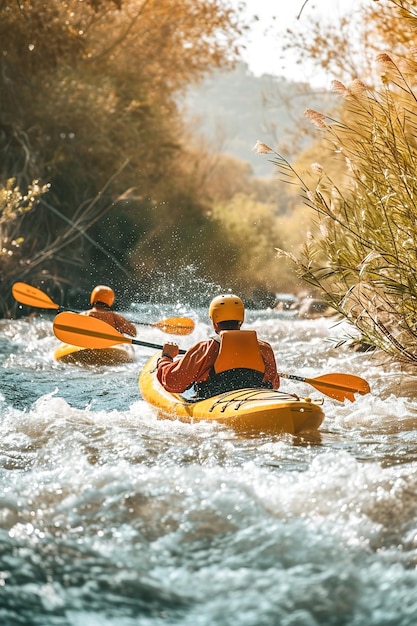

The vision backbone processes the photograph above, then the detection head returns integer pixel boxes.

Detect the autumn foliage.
[1,0,261,312]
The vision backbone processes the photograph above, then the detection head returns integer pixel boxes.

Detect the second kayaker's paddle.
[12,282,194,335]
[12,281,61,310]
[53,312,187,354]
[53,312,370,402]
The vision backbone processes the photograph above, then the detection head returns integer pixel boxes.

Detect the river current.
[1,305,417,626]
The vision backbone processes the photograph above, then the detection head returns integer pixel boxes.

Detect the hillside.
[182,62,337,177]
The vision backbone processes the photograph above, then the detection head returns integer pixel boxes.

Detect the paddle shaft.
[53,315,187,353]
[12,282,194,334]
[52,313,370,402]
[128,338,187,354]
[279,373,309,384]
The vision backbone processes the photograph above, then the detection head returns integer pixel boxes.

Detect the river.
[1,305,417,626]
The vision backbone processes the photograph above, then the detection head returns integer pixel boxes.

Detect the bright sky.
[232,0,360,87]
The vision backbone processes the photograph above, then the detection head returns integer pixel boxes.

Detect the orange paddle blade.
[12,282,60,310]
[53,312,187,353]
[279,372,370,403]
[306,373,370,402]
[54,312,131,348]
[150,317,195,335]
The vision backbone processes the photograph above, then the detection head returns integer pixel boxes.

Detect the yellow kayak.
[139,354,325,435]
[54,342,136,366]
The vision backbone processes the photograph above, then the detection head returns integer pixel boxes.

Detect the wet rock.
[297,298,335,319]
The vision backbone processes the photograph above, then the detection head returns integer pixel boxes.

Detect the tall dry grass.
[255,48,417,366]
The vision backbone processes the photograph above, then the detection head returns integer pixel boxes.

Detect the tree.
[0,0,248,311]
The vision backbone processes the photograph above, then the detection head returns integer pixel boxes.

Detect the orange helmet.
[90,285,115,307]
[209,294,245,324]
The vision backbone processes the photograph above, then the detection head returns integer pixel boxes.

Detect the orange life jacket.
[195,330,267,398]
[214,330,265,373]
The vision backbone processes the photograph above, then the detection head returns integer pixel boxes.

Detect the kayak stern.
[54,343,136,366]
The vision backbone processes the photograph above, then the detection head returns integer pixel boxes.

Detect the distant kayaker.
[82,285,137,337]
[157,294,280,398]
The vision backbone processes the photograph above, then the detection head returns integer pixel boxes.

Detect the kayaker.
[156,294,280,398]
[82,285,137,337]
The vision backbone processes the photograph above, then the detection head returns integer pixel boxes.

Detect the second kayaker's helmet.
[90,285,115,307]
[209,294,245,324]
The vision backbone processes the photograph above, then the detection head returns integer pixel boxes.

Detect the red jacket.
[157,335,280,393]
[82,308,137,337]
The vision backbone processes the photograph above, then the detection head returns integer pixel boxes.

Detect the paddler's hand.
[161,342,179,360]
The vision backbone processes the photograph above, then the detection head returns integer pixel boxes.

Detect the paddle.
[278,372,370,403]
[12,282,194,335]
[53,312,370,402]
[53,311,187,353]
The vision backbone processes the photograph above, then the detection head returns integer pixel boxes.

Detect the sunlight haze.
[233,0,361,86]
